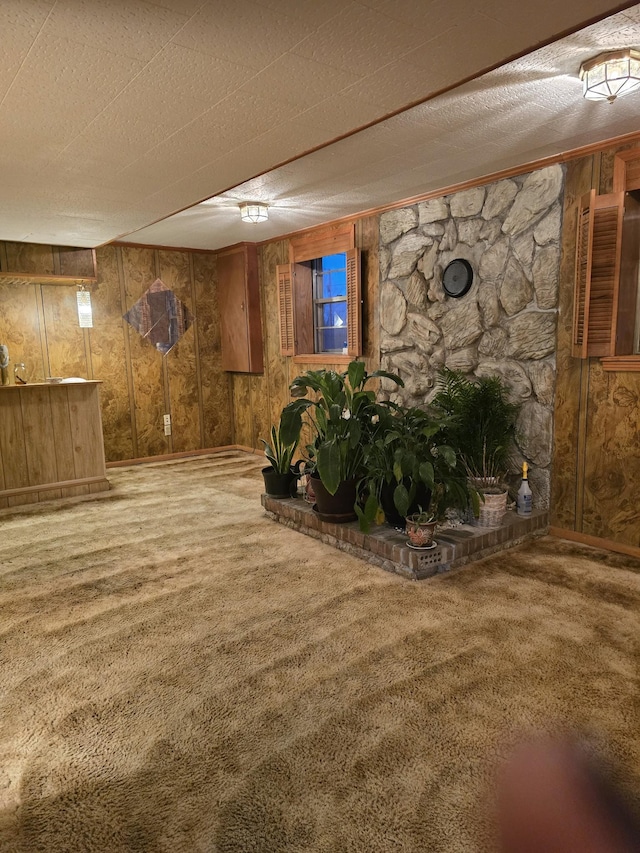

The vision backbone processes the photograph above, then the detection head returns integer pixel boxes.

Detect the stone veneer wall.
[378,164,564,508]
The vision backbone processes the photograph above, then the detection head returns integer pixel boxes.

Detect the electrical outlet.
[163,413,171,436]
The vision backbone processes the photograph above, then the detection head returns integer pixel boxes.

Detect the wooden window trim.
[277,224,362,359]
[292,354,352,365]
[600,356,640,371]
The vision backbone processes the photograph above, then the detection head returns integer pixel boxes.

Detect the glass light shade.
[239,202,268,223]
[580,49,640,103]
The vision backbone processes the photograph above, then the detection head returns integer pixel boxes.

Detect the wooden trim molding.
[0,272,96,286]
[292,354,351,365]
[0,476,108,499]
[549,526,640,560]
[105,445,262,468]
[600,356,640,371]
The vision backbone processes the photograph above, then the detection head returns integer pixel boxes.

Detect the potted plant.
[356,404,472,533]
[431,368,521,527]
[280,360,402,521]
[405,508,438,548]
[260,417,300,498]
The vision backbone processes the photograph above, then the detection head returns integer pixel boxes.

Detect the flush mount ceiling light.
[579,49,640,103]
[239,202,268,223]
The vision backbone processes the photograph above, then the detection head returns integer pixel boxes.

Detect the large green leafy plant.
[279,360,402,495]
[430,368,521,486]
[356,404,471,531]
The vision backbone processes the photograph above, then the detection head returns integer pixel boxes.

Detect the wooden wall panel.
[193,252,233,448]
[0,393,27,490]
[66,384,106,479]
[50,386,76,479]
[550,157,593,530]
[582,364,640,546]
[0,281,45,382]
[250,374,270,450]
[21,385,58,486]
[42,286,88,379]
[159,250,201,453]
[121,247,168,458]
[231,374,252,447]
[261,241,291,429]
[91,245,134,462]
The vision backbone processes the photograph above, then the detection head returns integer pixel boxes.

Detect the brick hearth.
[262,494,549,580]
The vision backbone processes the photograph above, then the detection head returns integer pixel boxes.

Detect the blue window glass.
[312,252,348,354]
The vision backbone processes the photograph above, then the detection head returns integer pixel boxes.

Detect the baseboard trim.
[106,445,261,469]
[549,527,640,560]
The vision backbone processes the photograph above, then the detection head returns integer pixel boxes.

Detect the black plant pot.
[310,474,357,523]
[380,479,431,529]
[262,466,297,498]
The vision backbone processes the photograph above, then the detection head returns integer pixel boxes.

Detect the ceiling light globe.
[580,49,640,103]
[239,202,269,223]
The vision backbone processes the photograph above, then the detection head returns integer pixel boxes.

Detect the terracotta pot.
[405,514,437,547]
[310,475,357,523]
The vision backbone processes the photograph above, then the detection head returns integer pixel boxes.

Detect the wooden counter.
[0,380,109,508]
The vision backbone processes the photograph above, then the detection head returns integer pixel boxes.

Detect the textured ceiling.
[1,0,638,250]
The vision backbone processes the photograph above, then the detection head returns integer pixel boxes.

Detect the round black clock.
[442,259,473,298]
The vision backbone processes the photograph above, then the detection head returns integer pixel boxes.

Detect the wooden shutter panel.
[346,247,362,357]
[572,190,623,358]
[276,263,294,356]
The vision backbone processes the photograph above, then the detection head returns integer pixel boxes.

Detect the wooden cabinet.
[0,381,109,509]
[217,243,263,373]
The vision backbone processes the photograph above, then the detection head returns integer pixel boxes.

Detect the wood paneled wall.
[0,243,233,462]
[551,142,640,549]
[228,215,381,450]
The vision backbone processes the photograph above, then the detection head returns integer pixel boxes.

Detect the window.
[276,223,361,360]
[312,253,347,354]
[572,148,640,370]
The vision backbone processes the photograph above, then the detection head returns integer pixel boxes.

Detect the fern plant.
[431,368,521,488]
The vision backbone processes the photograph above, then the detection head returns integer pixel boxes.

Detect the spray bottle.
[516,461,532,517]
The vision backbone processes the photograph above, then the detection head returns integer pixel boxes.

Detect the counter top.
[0,380,102,390]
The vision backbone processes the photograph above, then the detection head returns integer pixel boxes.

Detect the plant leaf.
[418,460,434,486]
[347,360,366,391]
[394,483,410,517]
[317,440,341,495]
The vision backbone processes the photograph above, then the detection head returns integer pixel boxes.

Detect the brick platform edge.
[261,494,549,581]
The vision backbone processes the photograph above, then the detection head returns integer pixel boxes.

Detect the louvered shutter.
[276,263,294,356]
[572,191,624,358]
[346,247,362,357]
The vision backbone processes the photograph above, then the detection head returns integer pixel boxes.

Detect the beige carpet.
[1,451,640,852]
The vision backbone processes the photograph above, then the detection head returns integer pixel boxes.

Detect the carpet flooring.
[1,451,640,852]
